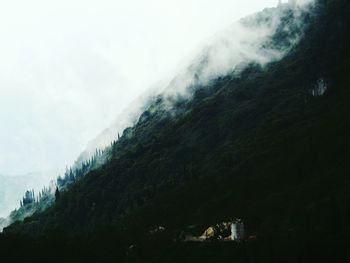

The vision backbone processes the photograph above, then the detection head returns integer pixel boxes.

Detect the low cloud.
[79,0,315,162]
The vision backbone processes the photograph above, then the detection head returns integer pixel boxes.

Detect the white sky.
[0,0,281,175]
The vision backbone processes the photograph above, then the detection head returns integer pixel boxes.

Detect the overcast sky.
[0,0,284,176]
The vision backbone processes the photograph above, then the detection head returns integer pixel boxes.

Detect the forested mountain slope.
[2,0,350,262]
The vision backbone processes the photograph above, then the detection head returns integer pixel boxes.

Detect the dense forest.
[1,0,350,262]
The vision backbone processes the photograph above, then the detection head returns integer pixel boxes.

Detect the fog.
[0,0,313,217]
[81,0,314,160]
[0,171,61,218]
[0,0,288,176]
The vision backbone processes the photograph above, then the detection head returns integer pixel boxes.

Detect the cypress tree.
[55,187,60,202]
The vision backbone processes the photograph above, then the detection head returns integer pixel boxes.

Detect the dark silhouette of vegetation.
[55,187,60,202]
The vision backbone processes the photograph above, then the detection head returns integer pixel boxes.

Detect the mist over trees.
[2,0,316,229]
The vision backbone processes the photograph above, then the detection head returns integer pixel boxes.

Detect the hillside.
[1,0,350,262]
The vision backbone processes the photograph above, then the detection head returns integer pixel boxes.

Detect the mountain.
[73,0,309,166]
[1,0,350,262]
[4,0,310,228]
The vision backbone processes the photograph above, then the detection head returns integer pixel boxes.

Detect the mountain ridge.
[4,0,311,227]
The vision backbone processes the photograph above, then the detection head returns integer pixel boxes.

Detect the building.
[231,219,245,241]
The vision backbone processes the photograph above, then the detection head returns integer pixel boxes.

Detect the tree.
[55,187,61,202]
